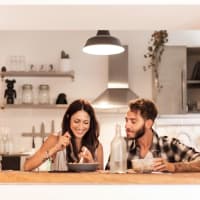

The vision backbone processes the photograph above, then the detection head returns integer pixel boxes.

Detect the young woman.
[24,99,103,171]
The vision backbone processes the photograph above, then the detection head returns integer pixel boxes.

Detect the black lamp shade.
[83,30,125,55]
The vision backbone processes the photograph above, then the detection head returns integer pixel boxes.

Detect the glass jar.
[22,84,33,104]
[38,84,50,104]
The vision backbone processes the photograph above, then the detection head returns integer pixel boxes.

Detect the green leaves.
[143,30,168,72]
[143,30,168,94]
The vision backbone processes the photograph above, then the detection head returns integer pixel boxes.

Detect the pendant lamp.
[82,30,125,55]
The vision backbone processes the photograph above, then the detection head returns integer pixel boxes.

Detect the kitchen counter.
[1,170,200,184]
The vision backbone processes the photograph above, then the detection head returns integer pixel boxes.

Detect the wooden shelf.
[0,71,74,110]
[1,104,68,109]
[187,80,200,84]
[187,80,200,89]
[0,70,74,80]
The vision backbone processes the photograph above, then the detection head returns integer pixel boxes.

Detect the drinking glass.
[19,56,26,71]
[9,56,17,71]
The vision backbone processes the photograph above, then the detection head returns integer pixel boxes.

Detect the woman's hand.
[79,146,94,163]
[153,158,175,172]
[54,132,71,152]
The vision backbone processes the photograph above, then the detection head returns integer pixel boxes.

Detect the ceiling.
[0,5,200,30]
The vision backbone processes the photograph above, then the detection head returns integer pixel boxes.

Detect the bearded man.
[106,98,200,172]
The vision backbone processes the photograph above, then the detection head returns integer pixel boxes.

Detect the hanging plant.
[143,30,168,95]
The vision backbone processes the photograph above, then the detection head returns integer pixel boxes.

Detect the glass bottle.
[110,124,127,173]
[38,84,50,104]
[22,84,33,104]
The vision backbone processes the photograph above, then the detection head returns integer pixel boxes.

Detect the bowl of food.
[67,162,99,172]
[131,158,153,173]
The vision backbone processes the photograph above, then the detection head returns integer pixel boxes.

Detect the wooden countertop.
[1,170,200,184]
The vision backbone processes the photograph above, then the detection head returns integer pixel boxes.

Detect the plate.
[67,163,99,172]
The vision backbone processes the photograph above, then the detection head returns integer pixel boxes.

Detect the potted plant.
[143,30,168,101]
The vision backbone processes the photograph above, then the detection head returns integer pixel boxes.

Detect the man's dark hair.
[129,98,158,121]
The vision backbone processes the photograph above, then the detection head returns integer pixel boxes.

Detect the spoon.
[79,147,87,163]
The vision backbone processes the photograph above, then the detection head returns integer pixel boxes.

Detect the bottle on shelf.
[110,124,127,173]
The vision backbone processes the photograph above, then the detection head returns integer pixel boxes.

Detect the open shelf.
[1,104,68,109]
[187,80,200,88]
[0,70,74,80]
[187,80,200,84]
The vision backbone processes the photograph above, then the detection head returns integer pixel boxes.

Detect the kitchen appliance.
[1,155,20,170]
[92,45,138,109]
[1,153,30,171]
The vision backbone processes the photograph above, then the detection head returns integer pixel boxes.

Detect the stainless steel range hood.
[92,46,138,109]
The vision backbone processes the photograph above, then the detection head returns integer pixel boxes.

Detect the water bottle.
[110,124,127,173]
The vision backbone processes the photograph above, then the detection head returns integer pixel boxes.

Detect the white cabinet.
[156,46,187,114]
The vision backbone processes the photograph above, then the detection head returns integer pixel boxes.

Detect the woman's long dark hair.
[62,99,100,162]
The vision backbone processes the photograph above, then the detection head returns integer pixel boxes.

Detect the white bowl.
[131,158,153,173]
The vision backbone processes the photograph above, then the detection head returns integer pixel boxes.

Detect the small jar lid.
[22,84,33,89]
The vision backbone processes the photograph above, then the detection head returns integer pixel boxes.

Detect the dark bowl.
[67,162,99,172]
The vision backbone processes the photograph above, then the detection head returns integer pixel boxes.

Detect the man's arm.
[174,159,200,172]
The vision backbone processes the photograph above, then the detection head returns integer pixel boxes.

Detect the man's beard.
[134,124,145,140]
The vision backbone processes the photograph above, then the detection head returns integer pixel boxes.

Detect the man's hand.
[153,158,175,172]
